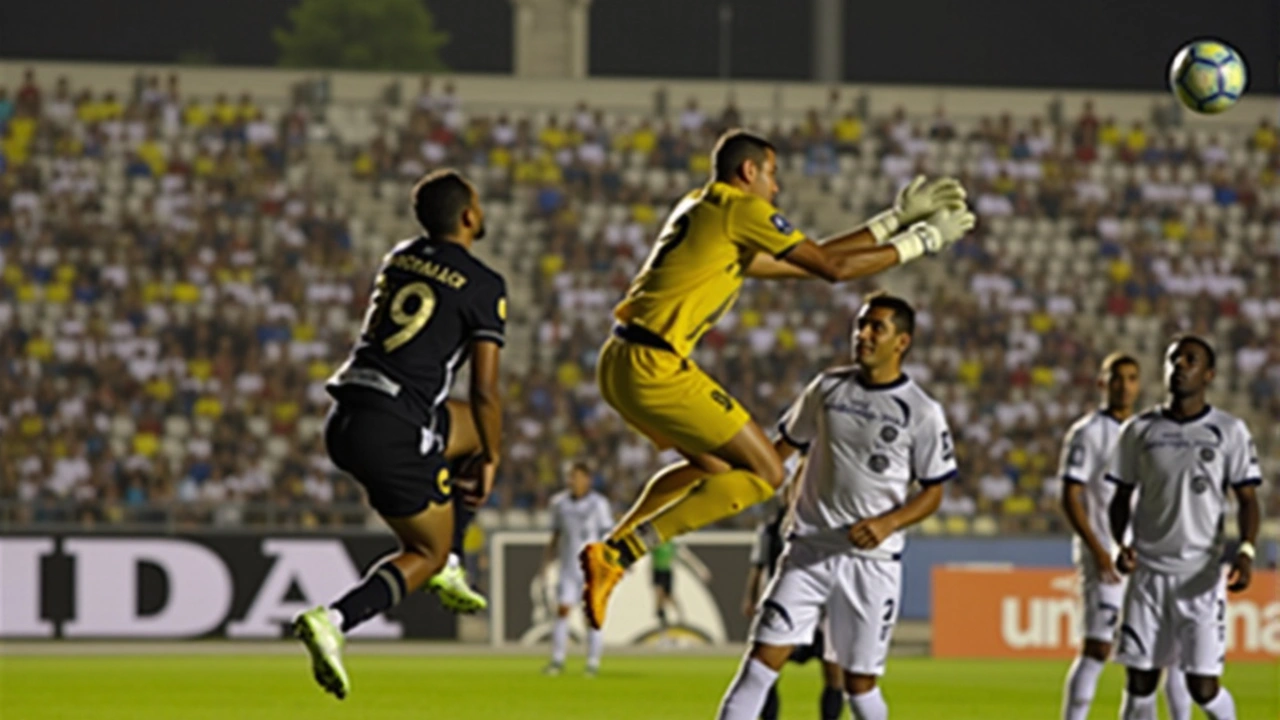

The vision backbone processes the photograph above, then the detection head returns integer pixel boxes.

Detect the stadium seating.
[2,68,1277,538]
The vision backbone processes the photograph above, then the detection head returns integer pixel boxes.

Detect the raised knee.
[1126,670,1160,696]
[753,453,786,489]
[1082,641,1111,662]
[1186,677,1219,705]
[846,674,876,695]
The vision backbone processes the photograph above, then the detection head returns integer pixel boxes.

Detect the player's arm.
[1229,484,1260,592]
[543,529,560,573]
[742,522,770,616]
[1227,427,1263,592]
[849,483,944,550]
[744,175,971,280]
[465,277,508,503]
[676,545,712,582]
[1107,483,1136,574]
[1058,432,1121,582]
[468,339,503,501]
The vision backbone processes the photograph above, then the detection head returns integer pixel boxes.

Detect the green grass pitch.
[2,653,1276,719]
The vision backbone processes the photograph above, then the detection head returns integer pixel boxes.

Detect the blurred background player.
[1058,354,1192,720]
[1108,337,1263,720]
[292,170,506,699]
[651,539,712,629]
[542,461,614,676]
[718,294,955,720]
[744,492,845,720]
[581,128,975,628]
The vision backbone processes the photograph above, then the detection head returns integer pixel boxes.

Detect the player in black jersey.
[743,486,845,720]
[293,170,506,700]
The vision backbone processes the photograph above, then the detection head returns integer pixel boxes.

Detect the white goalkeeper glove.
[866,175,969,243]
[887,208,977,263]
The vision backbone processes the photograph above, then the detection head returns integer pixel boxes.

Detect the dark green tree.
[275,0,449,71]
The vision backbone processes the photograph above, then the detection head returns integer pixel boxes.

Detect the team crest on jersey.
[1067,445,1085,468]
[1199,447,1215,462]
[868,454,890,473]
[880,426,899,443]
[769,213,794,234]
[1191,476,1210,494]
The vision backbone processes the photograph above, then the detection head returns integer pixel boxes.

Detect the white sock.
[1197,687,1236,720]
[1062,655,1106,720]
[446,553,461,570]
[550,616,569,664]
[326,608,345,634]
[848,687,888,720]
[586,628,604,670]
[1120,691,1157,720]
[716,658,780,720]
[1162,671,1193,720]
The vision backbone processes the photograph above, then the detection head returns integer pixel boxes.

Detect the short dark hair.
[864,291,915,337]
[1171,335,1216,369]
[712,129,776,181]
[412,169,473,239]
[1100,352,1139,376]
[569,461,593,477]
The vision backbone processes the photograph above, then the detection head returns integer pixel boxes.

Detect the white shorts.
[749,541,901,676]
[1115,564,1226,677]
[1080,564,1127,643]
[557,562,583,608]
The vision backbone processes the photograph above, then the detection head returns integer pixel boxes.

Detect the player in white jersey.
[1108,337,1262,720]
[1058,354,1192,720]
[542,462,614,676]
[717,294,955,720]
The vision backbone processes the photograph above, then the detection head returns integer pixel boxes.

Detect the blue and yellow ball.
[1169,40,1247,115]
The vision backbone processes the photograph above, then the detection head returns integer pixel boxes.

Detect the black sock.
[451,499,476,558]
[761,682,780,720]
[821,685,843,720]
[331,561,407,633]
[656,607,667,626]
[606,537,638,566]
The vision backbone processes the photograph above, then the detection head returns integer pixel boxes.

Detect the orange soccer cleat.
[579,542,625,630]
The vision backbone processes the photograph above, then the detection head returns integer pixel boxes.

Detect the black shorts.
[324,402,452,518]
[652,569,673,594]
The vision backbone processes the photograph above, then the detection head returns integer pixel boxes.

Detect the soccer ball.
[1169,40,1247,114]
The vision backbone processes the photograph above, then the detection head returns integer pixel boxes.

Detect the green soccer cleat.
[292,607,351,700]
[426,563,488,614]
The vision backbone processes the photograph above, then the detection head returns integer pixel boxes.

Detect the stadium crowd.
[2,69,1278,534]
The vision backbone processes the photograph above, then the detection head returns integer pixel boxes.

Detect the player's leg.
[424,400,488,612]
[1061,574,1124,720]
[820,654,844,720]
[546,603,571,675]
[827,557,899,720]
[654,573,672,626]
[760,681,780,720]
[1161,668,1193,720]
[612,457,727,537]
[1177,569,1235,720]
[297,406,455,699]
[584,347,783,628]
[585,624,604,677]
[718,544,829,720]
[1120,669,1162,720]
[1115,568,1169,719]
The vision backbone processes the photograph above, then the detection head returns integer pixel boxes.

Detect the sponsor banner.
[0,534,457,639]
[491,531,755,647]
[932,566,1280,662]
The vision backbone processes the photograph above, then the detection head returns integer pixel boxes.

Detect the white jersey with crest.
[1106,405,1261,575]
[778,370,957,560]
[1058,409,1127,567]
[549,490,613,570]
